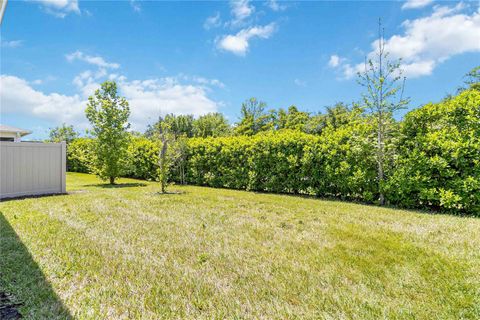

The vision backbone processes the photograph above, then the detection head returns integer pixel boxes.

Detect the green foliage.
[186,123,378,201]
[193,112,231,137]
[460,66,480,92]
[272,105,310,131]
[67,138,95,173]
[66,79,478,215]
[125,136,159,180]
[234,98,272,135]
[146,114,194,139]
[307,113,378,201]
[147,116,190,192]
[169,136,189,184]
[386,89,480,214]
[48,123,79,143]
[304,103,359,135]
[357,20,409,205]
[85,81,131,184]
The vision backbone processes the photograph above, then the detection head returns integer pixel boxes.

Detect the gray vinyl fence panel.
[0,142,66,199]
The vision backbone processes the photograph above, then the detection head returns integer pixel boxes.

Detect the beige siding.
[0,142,66,199]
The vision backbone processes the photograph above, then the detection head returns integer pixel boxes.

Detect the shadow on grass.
[83,182,147,189]
[152,190,186,195]
[0,213,72,319]
[0,193,68,203]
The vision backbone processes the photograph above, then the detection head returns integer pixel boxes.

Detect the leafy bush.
[385,89,480,215]
[67,138,95,173]
[186,126,378,202]
[307,116,378,201]
[66,90,479,215]
[125,137,159,180]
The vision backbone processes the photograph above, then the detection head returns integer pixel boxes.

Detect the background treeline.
[61,87,480,215]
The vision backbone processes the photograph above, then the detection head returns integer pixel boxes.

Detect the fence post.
[61,141,67,193]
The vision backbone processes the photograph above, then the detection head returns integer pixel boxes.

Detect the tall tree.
[284,105,310,131]
[85,81,131,184]
[462,66,480,92]
[193,112,231,137]
[48,123,78,143]
[357,20,409,205]
[145,114,194,139]
[234,97,270,135]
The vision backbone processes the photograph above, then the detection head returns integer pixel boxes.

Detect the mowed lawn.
[1,173,479,319]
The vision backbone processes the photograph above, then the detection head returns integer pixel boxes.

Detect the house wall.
[0,142,66,199]
[0,132,22,142]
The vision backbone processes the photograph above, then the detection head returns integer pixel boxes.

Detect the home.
[0,124,32,142]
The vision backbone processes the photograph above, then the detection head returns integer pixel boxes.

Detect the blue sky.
[1,0,479,139]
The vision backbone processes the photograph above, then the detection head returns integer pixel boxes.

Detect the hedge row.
[67,89,480,215]
[385,89,480,214]
[68,136,160,180]
[186,126,378,201]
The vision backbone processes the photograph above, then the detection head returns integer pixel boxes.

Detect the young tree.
[169,136,189,185]
[48,123,79,143]
[357,20,409,205]
[154,117,183,193]
[157,121,170,193]
[85,81,131,184]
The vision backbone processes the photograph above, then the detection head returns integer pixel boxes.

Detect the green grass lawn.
[1,173,479,319]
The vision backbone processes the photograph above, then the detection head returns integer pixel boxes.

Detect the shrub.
[67,138,95,173]
[125,137,159,180]
[186,127,378,202]
[66,90,479,215]
[385,89,480,215]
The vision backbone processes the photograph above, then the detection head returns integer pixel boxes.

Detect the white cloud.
[1,40,23,48]
[66,51,120,69]
[204,12,221,30]
[230,0,255,26]
[402,0,434,10]
[328,55,341,67]
[120,79,218,131]
[267,0,287,12]
[1,73,221,132]
[332,4,480,79]
[32,0,80,18]
[217,23,277,56]
[0,75,86,125]
[208,0,283,54]
[3,47,222,132]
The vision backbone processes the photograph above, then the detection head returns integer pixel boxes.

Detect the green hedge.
[386,89,480,215]
[67,90,479,215]
[67,138,95,173]
[125,137,159,180]
[186,124,378,202]
[68,136,164,181]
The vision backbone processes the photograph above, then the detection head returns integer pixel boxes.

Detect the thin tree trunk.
[159,139,168,193]
[377,19,385,206]
[109,176,115,185]
[377,118,385,205]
